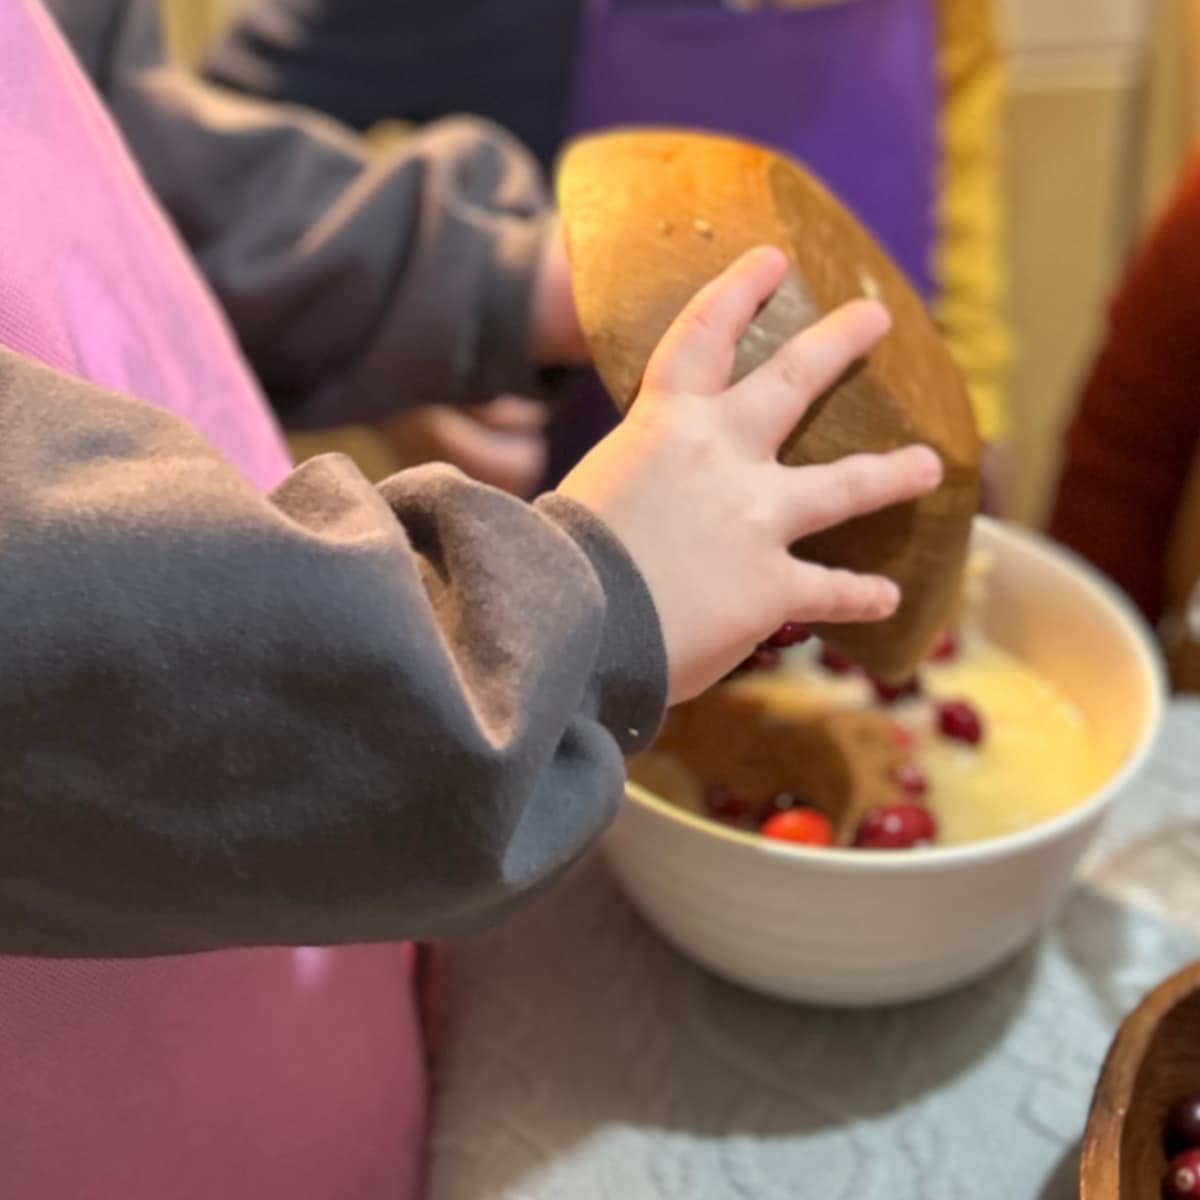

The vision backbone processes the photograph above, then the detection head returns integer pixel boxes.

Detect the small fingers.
[644,246,788,396]
[734,300,891,446]
[385,405,546,497]
[787,561,901,624]
[784,445,942,540]
[466,394,550,433]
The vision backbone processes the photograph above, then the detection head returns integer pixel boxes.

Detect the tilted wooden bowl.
[1082,961,1200,1198]
[557,128,981,679]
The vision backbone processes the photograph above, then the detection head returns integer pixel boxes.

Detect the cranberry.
[937,699,984,746]
[888,723,915,753]
[1164,1150,1200,1199]
[760,807,833,847]
[705,788,763,829]
[930,632,958,662]
[871,675,922,706]
[892,761,929,798]
[853,803,937,850]
[818,645,858,675]
[766,623,810,649]
[1165,1095,1200,1155]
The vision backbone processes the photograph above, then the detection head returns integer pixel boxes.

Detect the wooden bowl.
[1081,961,1200,1198]
[557,128,981,679]
[633,687,910,846]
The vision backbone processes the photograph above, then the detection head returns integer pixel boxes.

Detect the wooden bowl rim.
[1081,961,1200,1197]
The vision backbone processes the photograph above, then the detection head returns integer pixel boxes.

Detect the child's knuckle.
[774,349,812,397]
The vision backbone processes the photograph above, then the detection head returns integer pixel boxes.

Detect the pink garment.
[0,3,427,1196]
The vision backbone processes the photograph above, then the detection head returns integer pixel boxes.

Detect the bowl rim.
[623,517,1168,874]
[1079,961,1200,1198]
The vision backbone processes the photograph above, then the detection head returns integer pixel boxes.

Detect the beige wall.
[997,0,1152,525]
[997,0,1199,527]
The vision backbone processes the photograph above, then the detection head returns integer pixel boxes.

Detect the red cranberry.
[766,623,810,649]
[871,675,922,706]
[818,645,858,675]
[853,803,937,850]
[760,807,833,847]
[1164,1150,1200,1199]
[892,761,929,798]
[1165,1095,1200,1155]
[930,632,958,662]
[937,699,984,746]
[706,788,763,829]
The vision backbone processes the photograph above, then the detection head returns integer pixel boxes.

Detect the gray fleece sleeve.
[0,348,666,957]
[50,0,552,429]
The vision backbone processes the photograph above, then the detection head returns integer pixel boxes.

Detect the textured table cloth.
[429,701,1200,1200]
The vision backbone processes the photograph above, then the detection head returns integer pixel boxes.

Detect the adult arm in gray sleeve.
[0,348,665,957]
[49,0,553,429]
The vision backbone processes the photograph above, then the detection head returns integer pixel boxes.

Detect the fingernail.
[881,579,901,612]
[917,446,943,485]
[870,302,893,334]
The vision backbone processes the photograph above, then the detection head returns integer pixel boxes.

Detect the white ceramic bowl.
[605,518,1166,1008]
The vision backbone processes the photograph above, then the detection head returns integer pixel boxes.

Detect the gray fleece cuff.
[535,494,667,756]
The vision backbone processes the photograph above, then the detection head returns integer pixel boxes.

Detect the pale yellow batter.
[724,629,1106,846]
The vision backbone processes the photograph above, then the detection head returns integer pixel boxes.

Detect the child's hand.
[379,395,549,498]
[556,247,943,704]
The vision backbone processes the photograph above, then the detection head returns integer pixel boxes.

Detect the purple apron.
[545,0,939,483]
